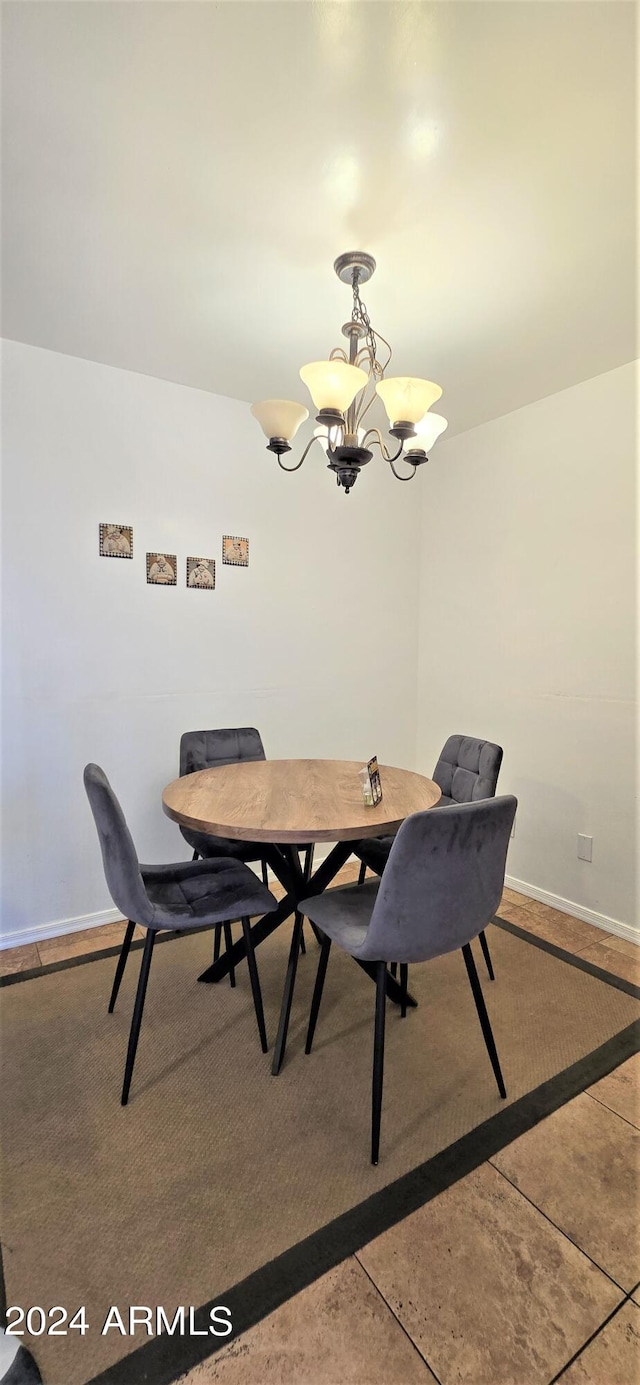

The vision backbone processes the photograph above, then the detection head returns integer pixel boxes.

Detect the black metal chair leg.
[400,963,408,1019]
[108,920,136,1013]
[271,912,304,1075]
[213,924,222,964]
[241,915,268,1053]
[462,943,506,1099]
[371,960,387,1165]
[300,924,306,955]
[305,934,332,1054]
[261,859,269,888]
[121,929,156,1106]
[479,929,495,981]
[389,961,398,978]
[192,850,199,861]
[223,922,236,987]
[358,860,367,886]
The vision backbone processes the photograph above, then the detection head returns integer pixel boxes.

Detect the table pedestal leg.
[196,841,418,1070]
[196,841,351,985]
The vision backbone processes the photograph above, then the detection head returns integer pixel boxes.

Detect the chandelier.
[250,252,447,495]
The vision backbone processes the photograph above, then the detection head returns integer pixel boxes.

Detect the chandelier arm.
[355,378,383,429]
[352,329,392,430]
[373,329,393,370]
[352,332,392,378]
[276,435,321,472]
[354,347,378,371]
[361,428,404,464]
[329,346,348,362]
[353,377,379,430]
[277,456,306,473]
[388,455,418,482]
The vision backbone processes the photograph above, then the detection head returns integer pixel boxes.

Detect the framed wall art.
[222,535,249,567]
[99,523,133,558]
[187,557,215,589]
[146,553,177,585]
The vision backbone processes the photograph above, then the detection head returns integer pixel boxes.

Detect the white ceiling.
[2,1,636,436]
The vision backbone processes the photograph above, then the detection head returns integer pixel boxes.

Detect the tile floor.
[2,881,638,1383]
[177,1051,640,1385]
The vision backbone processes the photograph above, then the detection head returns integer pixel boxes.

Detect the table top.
[162,758,441,844]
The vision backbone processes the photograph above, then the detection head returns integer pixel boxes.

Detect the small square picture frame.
[146,553,177,585]
[222,535,249,567]
[186,556,216,589]
[99,523,133,558]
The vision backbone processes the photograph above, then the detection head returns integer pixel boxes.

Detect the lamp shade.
[300,360,368,413]
[250,399,309,441]
[376,376,443,425]
[405,412,448,452]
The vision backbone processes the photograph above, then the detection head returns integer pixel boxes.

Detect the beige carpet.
[1,921,638,1385]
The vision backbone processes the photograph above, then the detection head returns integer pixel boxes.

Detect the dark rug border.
[2,918,638,1385]
[0,927,205,987]
[492,916,640,1000]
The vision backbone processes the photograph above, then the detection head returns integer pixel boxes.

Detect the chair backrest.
[433,734,503,803]
[179,727,266,777]
[84,764,154,926]
[358,796,517,964]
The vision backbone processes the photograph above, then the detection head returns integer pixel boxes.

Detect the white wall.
[416,362,637,934]
[2,344,636,944]
[1,340,422,942]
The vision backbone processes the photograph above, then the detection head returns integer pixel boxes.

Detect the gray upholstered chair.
[179,727,312,964]
[180,727,270,977]
[84,764,277,1104]
[355,735,504,980]
[179,727,269,876]
[301,795,517,1164]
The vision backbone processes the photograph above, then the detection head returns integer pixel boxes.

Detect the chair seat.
[180,826,265,863]
[353,835,394,875]
[299,880,380,957]
[140,857,276,930]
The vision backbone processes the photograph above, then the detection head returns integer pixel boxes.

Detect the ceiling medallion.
[251,252,447,495]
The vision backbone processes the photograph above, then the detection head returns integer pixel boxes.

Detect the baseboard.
[504,874,638,946]
[0,906,122,951]
[269,854,637,946]
[1,866,636,952]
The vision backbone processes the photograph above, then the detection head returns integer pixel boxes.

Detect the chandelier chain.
[352,273,378,372]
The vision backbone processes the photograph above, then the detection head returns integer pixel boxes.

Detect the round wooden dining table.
[162,759,441,1073]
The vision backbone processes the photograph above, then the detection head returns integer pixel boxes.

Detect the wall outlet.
[577,834,593,862]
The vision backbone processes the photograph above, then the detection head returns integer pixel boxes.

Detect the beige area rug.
[1,921,638,1385]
